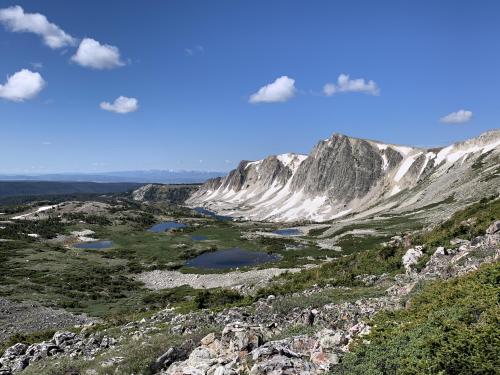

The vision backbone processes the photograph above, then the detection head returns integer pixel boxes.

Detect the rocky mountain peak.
[187,130,499,222]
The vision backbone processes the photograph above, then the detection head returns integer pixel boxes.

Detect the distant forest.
[0,181,143,200]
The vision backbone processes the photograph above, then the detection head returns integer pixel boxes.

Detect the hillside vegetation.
[335,262,500,375]
[256,196,500,298]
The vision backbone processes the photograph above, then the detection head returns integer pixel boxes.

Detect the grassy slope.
[326,196,500,375]
[0,202,329,320]
[256,196,500,298]
[334,262,500,375]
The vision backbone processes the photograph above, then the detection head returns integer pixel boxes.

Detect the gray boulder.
[2,344,27,358]
[486,220,500,234]
[221,322,263,352]
[53,331,76,347]
[150,339,196,372]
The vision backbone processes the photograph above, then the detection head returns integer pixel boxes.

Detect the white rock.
[486,220,500,234]
[434,246,446,256]
[402,248,423,273]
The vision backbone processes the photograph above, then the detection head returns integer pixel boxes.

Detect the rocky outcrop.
[290,135,385,201]
[187,130,500,222]
[0,330,115,374]
[132,184,200,203]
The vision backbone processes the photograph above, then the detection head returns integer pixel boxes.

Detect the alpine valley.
[0,130,498,375]
[2,2,500,374]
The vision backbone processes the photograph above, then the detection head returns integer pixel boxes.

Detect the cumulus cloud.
[249,76,296,103]
[100,96,138,114]
[71,38,124,69]
[440,109,473,124]
[0,69,46,102]
[323,74,380,96]
[0,5,75,49]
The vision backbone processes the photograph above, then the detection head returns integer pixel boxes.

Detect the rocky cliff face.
[187,130,500,222]
[290,135,386,200]
[132,184,199,204]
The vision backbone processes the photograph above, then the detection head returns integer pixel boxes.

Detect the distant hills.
[0,181,145,200]
[0,170,226,184]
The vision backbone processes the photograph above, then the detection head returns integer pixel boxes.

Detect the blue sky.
[1,0,499,173]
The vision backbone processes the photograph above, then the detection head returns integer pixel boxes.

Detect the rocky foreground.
[1,221,499,375]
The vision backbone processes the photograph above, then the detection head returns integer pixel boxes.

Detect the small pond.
[193,207,233,221]
[185,248,280,270]
[273,228,301,236]
[190,235,208,241]
[74,240,113,249]
[148,221,187,233]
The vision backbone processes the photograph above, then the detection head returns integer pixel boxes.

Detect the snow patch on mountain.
[394,152,421,182]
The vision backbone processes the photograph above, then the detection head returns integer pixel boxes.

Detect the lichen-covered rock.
[53,331,76,347]
[2,344,27,359]
[318,330,347,350]
[221,322,263,353]
[151,340,197,373]
[486,220,500,234]
[310,350,339,370]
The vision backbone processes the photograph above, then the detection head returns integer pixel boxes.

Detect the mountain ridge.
[187,129,500,222]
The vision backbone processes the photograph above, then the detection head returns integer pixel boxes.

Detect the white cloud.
[323,74,380,96]
[185,45,204,56]
[440,109,473,124]
[30,62,43,70]
[71,38,124,69]
[323,83,336,96]
[249,76,296,103]
[100,96,138,114]
[0,69,46,102]
[0,5,75,49]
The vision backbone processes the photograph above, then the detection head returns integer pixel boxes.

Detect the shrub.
[334,262,500,375]
[416,196,499,248]
[194,289,246,310]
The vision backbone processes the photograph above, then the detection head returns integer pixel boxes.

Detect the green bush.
[141,285,197,309]
[259,236,295,251]
[255,243,405,298]
[1,217,66,239]
[334,262,500,375]
[307,227,329,236]
[194,288,246,310]
[417,196,499,248]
